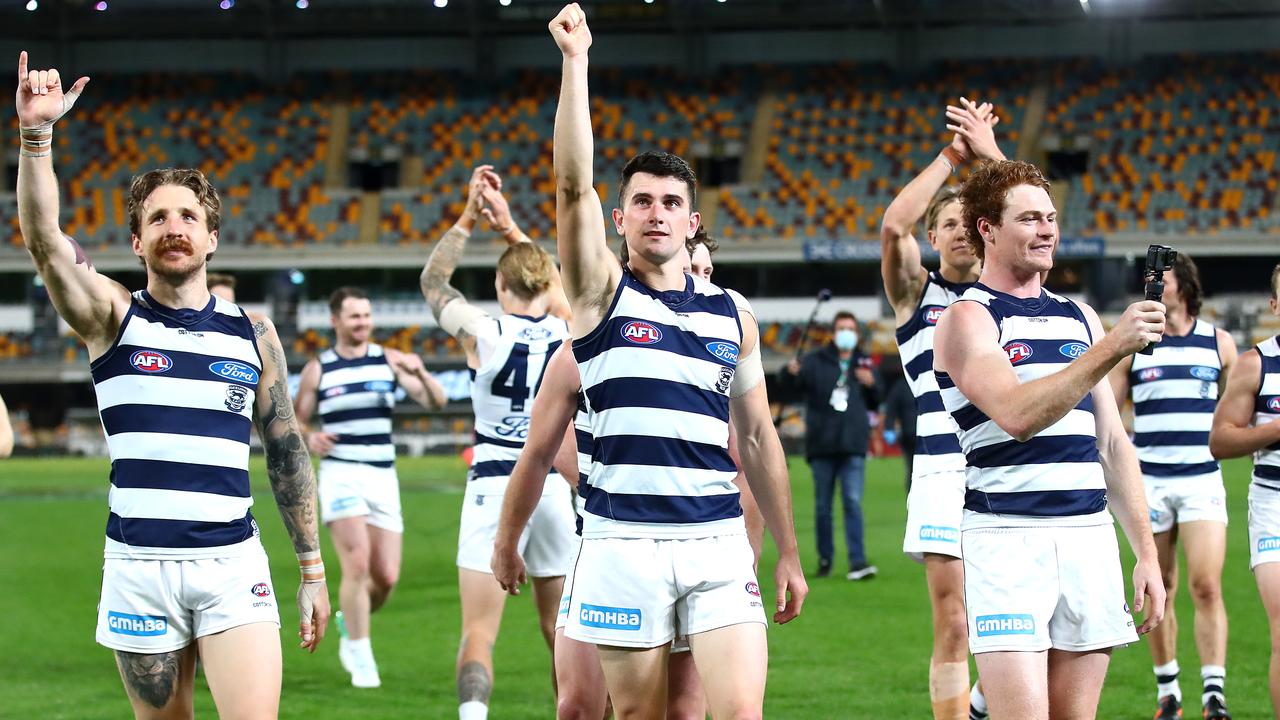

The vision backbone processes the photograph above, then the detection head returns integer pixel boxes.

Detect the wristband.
[940,146,964,172]
[299,550,326,583]
[19,126,52,158]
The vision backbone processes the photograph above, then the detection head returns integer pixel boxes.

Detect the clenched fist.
[549,3,592,58]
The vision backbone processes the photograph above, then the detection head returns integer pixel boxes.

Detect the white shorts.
[457,479,576,578]
[1249,484,1280,569]
[963,524,1138,654]
[1145,473,1228,534]
[96,548,280,654]
[554,550,692,652]
[319,459,403,533]
[903,470,965,562]
[563,534,765,649]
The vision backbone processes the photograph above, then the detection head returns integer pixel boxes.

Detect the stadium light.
[219,0,234,8]
[25,0,37,10]
[94,1,107,10]
[499,0,512,5]
[433,0,447,7]
[296,0,309,6]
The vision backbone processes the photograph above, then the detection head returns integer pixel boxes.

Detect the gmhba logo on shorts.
[1258,537,1280,553]
[579,603,642,631]
[918,525,959,542]
[975,613,1035,637]
[107,611,169,637]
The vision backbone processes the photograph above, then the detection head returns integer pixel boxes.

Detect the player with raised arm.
[932,159,1166,719]
[880,98,1002,720]
[1108,253,1238,720]
[294,286,447,688]
[548,5,806,717]
[0,392,13,458]
[15,52,327,719]
[1210,264,1280,716]
[421,166,577,720]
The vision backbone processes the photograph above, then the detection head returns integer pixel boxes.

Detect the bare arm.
[727,418,764,565]
[250,313,329,651]
[492,343,582,593]
[550,4,619,335]
[386,349,447,410]
[0,393,13,458]
[935,299,1164,442]
[293,359,321,428]
[420,194,482,366]
[1107,354,1133,415]
[1211,349,1280,458]
[1217,327,1239,390]
[15,53,127,353]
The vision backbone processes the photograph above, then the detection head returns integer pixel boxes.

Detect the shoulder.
[244,309,276,339]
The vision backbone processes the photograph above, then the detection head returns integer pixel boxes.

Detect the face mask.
[834,329,858,351]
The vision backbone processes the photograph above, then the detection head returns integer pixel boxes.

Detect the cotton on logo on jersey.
[620,321,663,345]
[1258,537,1280,553]
[1003,342,1033,365]
[975,613,1035,637]
[107,611,168,637]
[919,525,959,542]
[208,360,259,384]
[924,306,945,325]
[579,603,642,630]
[130,350,173,374]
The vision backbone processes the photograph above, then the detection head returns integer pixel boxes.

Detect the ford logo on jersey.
[924,306,945,325]
[130,350,173,374]
[1059,342,1088,359]
[209,360,259,384]
[975,613,1035,637]
[365,381,394,393]
[621,320,663,345]
[1003,342,1033,364]
[1190,366,1220,382]
[519,326,553,341]
[706,341,739,364]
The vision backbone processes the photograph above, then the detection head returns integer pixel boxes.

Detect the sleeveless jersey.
[893,271,972,479]
[92,291,263,559]
[574,270,744,539]
[469,313,570,495]
[935,283,1108,527]
[1129,318,1222,480]
[316,344,397,468]
[1253,336,1280,492]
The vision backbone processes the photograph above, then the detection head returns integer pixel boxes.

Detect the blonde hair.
[497,243,555,301]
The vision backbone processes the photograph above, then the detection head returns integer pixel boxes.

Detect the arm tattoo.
[115,650,182,709]
[252,320,267,338]
[457,661,492,704]
[255,330,319,555]
[421,226,469,319]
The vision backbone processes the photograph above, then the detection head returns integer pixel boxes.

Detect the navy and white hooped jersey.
[91,291,264,560]
[1252,336,1280,492]
[1129,319,1223,481]
[573,269,745,539]
[935,283,1109,527]
[316,344,397,468]
[573,392,592,535]
[893,271,973,479]
[469,313,570,495]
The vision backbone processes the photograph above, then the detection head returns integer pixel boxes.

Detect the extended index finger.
[18,51,27,84]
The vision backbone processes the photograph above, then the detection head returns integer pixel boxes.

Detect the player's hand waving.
[550,3,593,58]
[15,51,88,129]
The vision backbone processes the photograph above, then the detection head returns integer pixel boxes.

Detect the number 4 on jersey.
[490,341,562,411]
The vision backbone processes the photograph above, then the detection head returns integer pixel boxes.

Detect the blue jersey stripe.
[1257,395,1280,413]
[321,354,393,371]
[915,390,945,414]
[100,404,251,443]
[106,511,257,548]
[916,432,963,455]
[583,487,742,524]
[584,377,729,421]
[1132,365,1222,383]
[966,435,1101,468]
[1257,465,1280,482]
[936,371,955,390]
[320,381,396,399]
[471,459,517,480]
[333,433,392,446]
[575,429,593,455]
[110,459,251,497]
[964,488,1107,516]
[93,345,259,384]
[1004,338,1093,367]
[594,435,736,472]
[1151,333,1218,350]
[326,457,394,469]
[1134,398,1217,415]
[132,310,255,340]
[474,431,525,450]
[319,406,393,424]
[951,404,990,432]
[1133,430,1210,448]
[573,315,737,366]
[904,352,933,382]
[1140,460,1220,477]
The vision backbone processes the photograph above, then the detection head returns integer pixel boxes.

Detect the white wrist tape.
[439,299,489,338]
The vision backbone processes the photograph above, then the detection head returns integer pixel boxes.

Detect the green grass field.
[0,455,1273,718]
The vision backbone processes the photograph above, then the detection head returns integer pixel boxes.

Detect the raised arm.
[386,348,447,410]
[491,343,582,593]
[0,392,13,459]
[1210,348,1280,458]
[420,173,488,368]
[249,313,330,653]
[478,168,573,322]
[550,4,618,335]
[934,299,1165,442]
[15,52,129,353]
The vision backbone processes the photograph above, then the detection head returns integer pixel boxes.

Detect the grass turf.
[0,455,1272,718]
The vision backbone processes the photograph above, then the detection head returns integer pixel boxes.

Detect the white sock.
[970,682,988,714]
[459,700,488,720]
[1202,664,1226,704]
[1154,659,1182,702]
[347,636,374,663]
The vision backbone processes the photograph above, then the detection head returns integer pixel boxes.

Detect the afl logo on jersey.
[209,360,259,384]
[621,321,663,345]
[924,306,945,325]
[1269,397,1280,413]
[706,341,739,365]
[1004,342,1033,365]
[1190,366,1220,382]
[1139,368,1164,382]
[1059,342,1088,359]
[130,350,173,374]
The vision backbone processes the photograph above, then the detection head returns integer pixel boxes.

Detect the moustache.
[154,237,194,256]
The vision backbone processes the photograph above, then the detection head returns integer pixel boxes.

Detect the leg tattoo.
[458,661,492,703]
[116,650,182,709]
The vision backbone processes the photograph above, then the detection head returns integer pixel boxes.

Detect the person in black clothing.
[882,372,918,493]
[781,310,883,580]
